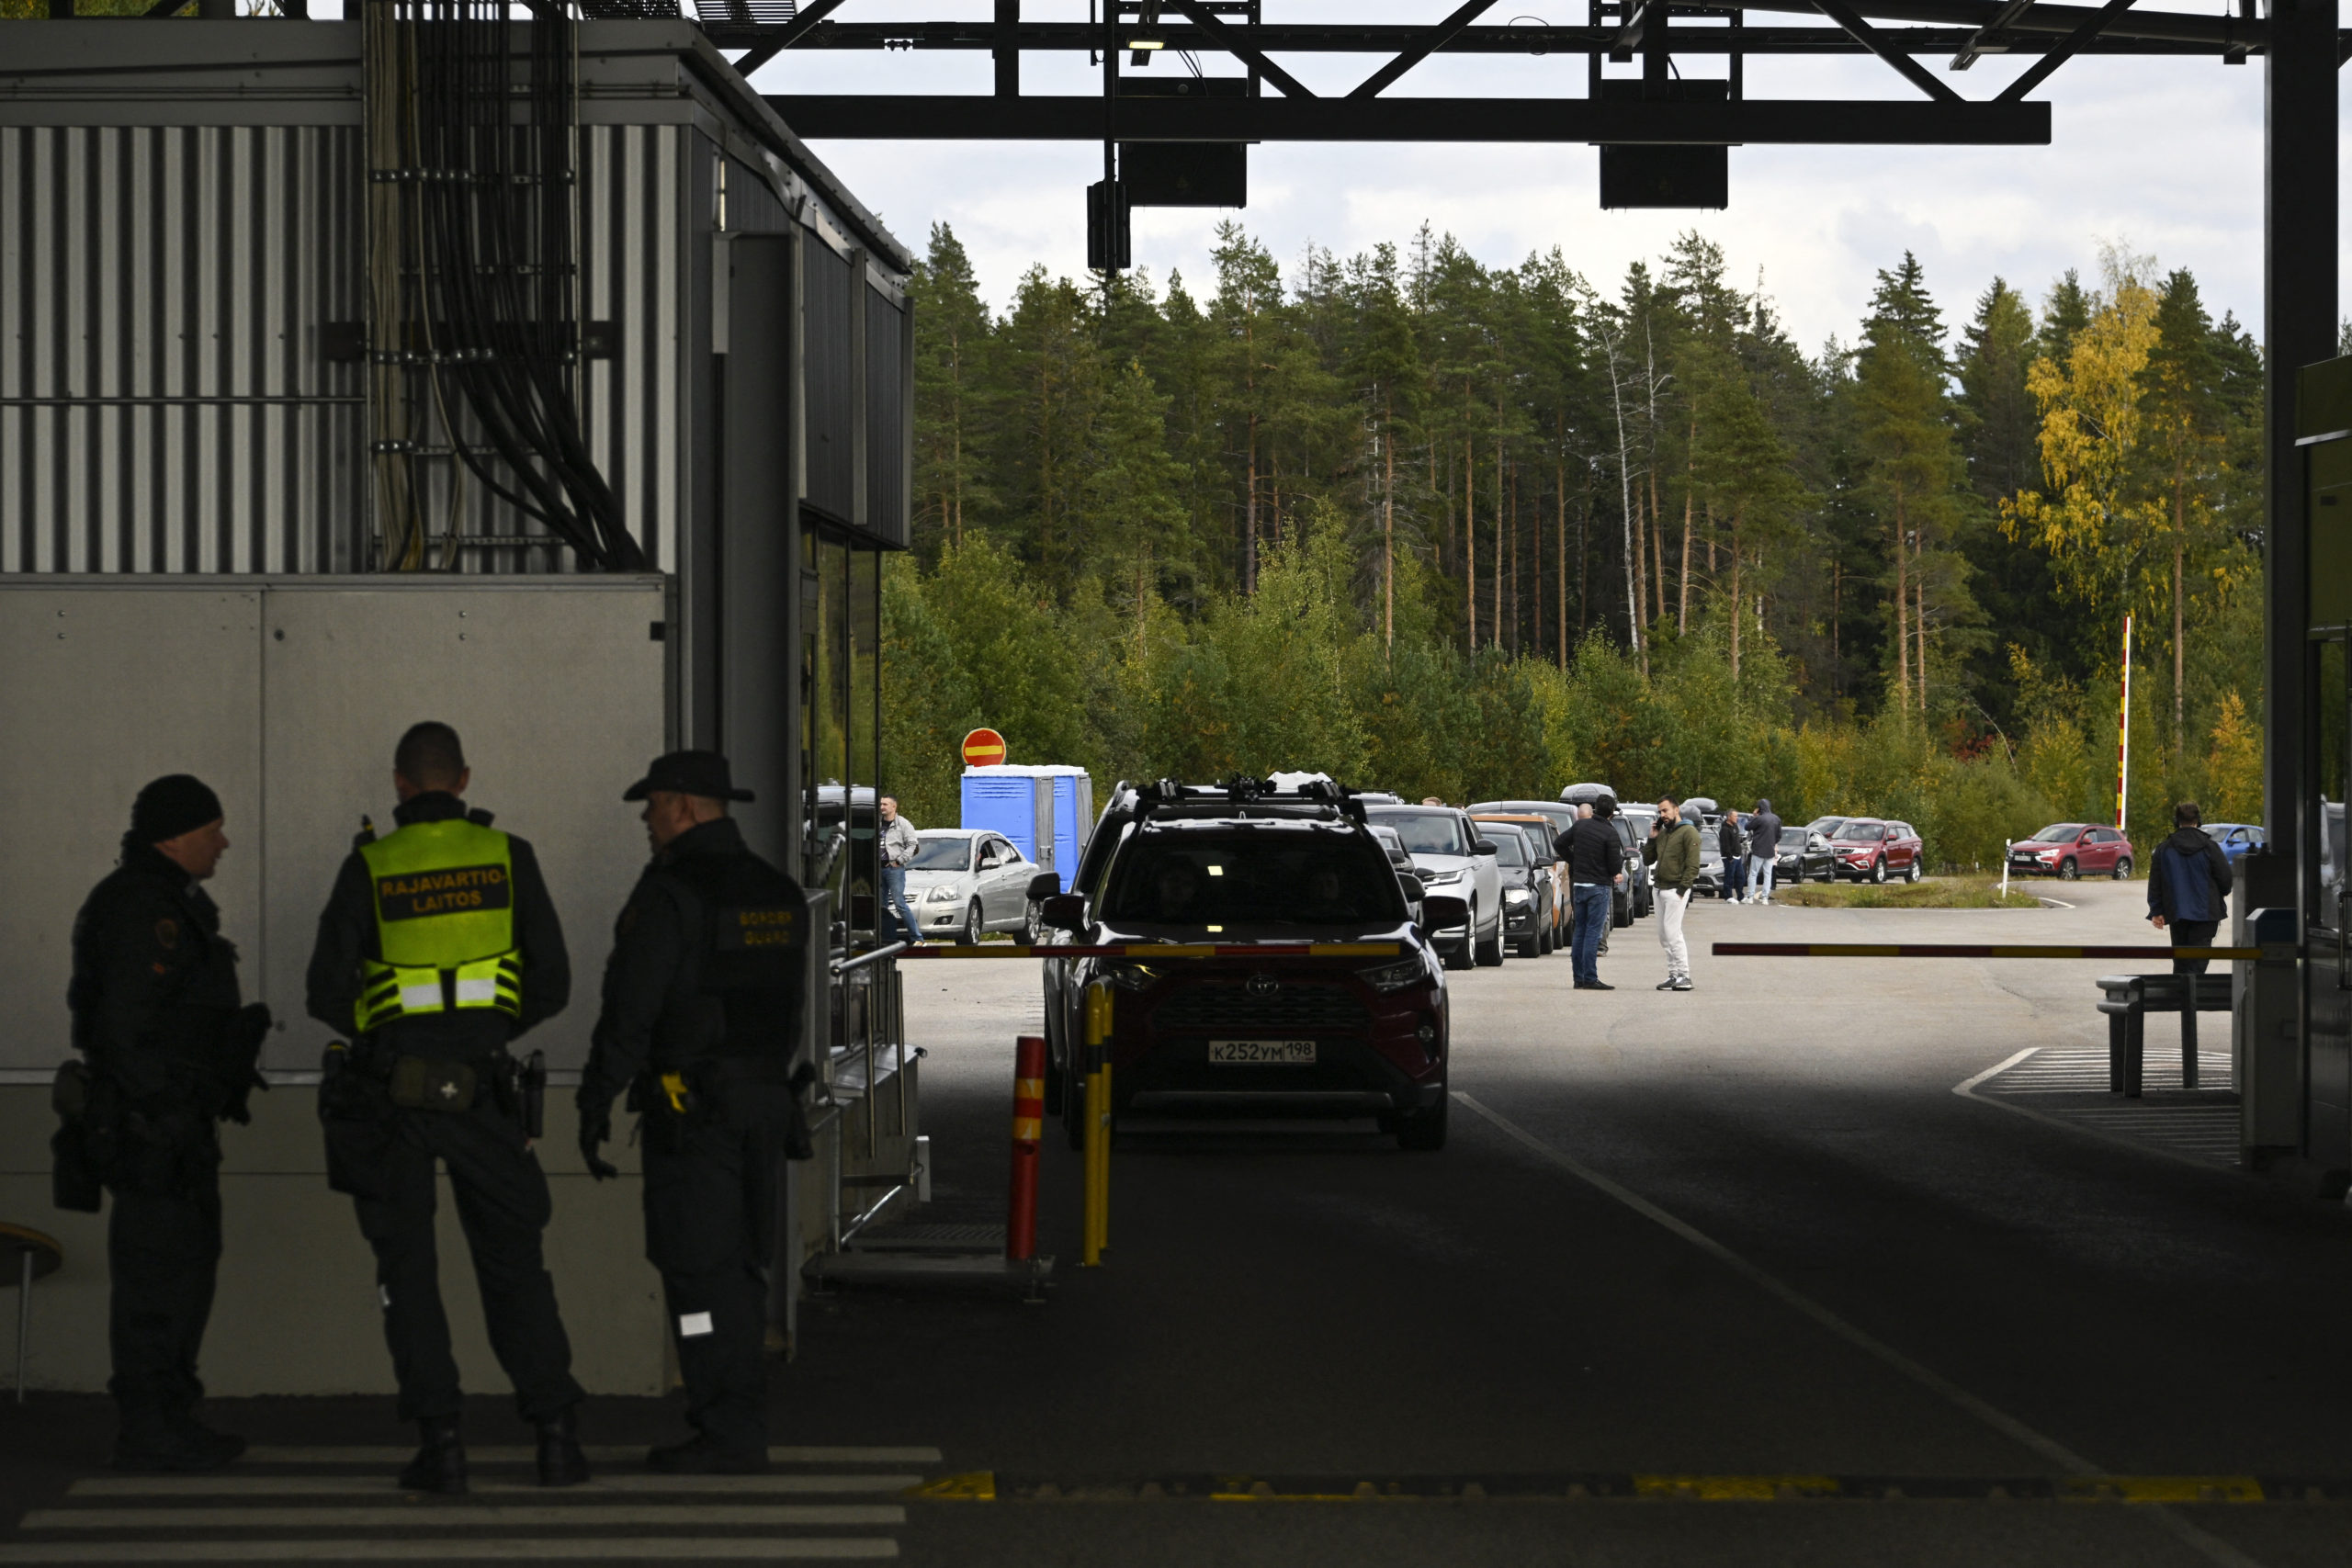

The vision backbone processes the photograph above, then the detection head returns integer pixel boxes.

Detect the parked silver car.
[906,829,1044,943]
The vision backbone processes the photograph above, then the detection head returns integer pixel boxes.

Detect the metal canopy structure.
[711,0,2302,148]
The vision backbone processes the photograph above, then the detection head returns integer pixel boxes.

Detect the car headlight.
[1504,887,1531,903]
[923,885,963,903]
[1359,958,1426,993]
[1422,868,1468,886]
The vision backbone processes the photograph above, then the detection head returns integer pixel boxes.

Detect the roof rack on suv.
[1122,775,1373,824]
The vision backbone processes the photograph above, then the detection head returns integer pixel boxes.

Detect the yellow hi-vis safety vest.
[355,818,524,1034]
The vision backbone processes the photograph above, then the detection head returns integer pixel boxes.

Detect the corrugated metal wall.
[0,125,366,574]
[865,284,908,547]
[2,66,906,578]
[580,121,689,575]
[801,239,854,525]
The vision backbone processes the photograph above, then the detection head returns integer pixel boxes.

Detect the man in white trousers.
[1645,797,1701,991]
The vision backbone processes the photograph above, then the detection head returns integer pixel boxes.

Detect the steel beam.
[1813,0,1964,97]
[1994,0,2136,100]
[769,94,2050,141]
[1349,0,1502,98]
[708,2,2258,50]
[717,18,2260,54]
[2267,0,2336,881]
[1162,0,1317,96]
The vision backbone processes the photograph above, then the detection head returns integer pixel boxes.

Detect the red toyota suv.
[1036,780,1454,1151]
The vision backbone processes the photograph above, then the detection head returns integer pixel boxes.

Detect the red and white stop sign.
[961,728,1007,768]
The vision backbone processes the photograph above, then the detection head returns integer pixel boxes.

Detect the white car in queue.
[1362,803,1507,970]
[906,829,1045,944]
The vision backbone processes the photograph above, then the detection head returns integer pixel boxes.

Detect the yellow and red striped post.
[1081,983,1112,1267]
[1008,1035,1046,1262]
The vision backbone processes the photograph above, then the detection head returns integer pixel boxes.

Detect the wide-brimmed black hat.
[623,750,755,803]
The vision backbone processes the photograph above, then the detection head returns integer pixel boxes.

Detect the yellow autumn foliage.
[2000,265,2161,603]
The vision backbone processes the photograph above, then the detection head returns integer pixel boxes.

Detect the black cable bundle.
[409,0,644,571]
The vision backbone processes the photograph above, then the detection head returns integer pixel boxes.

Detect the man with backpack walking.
[2147,802,2234,974]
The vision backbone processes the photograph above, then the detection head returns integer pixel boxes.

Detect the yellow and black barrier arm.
[1713,942,2265,961]
[896,942,1403,959]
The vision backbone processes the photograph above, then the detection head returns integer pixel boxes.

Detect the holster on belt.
[49,1059,105,1213]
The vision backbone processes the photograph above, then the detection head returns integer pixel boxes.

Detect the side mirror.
[1474,840,1499,856]
[1398,873,1427,899]
[1039,893,1087,931]
[1026,871,1063,901]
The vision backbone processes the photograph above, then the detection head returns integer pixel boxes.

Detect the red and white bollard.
[1007,1035,1046,1262]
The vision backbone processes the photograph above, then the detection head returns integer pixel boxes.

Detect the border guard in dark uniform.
[579,750,811,1474]
[306,722,589,1494]
[61,775,270,1472]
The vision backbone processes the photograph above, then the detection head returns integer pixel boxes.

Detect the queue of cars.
[996,769,2216,1158]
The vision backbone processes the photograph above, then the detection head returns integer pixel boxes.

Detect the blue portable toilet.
[961,765,1095,890]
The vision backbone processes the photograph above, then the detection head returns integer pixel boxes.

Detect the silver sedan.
[905,829,1046,943]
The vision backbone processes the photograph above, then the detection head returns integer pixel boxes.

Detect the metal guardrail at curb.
[833,940,910,976]
[1712,943,2264,960]
[887,942,1406,959]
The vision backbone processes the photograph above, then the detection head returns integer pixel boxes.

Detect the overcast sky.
[747,2,2337,357]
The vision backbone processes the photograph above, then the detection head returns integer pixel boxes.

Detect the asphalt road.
[13,878,2352,1566]
[854,879,2352,1566]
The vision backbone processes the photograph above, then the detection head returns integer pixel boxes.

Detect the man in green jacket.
[1645,798,1702,992]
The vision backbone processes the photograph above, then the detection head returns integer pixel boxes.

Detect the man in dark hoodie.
[2147,801,2234,974]
[1745,799,1782,905]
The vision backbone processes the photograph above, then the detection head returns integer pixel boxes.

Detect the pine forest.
[882,222,2269,868]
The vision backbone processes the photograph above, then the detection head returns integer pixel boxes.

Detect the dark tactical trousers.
[642,1118,776,1452]
[327,1100,583,1423]
[107,1149,221,1416]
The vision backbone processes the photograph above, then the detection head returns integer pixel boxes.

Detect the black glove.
[578,1100,618,1181]
[212,1003,274,1123]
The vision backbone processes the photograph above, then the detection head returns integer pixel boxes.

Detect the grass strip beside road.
[1770,875,2043,910]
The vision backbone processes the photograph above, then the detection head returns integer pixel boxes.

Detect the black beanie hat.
[131,774,224,844]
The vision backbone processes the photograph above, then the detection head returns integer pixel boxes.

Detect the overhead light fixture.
[1126,37,1165,49]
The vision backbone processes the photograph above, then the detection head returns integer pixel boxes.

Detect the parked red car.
[2007,823,2135,881]
[1828,818,1927,884]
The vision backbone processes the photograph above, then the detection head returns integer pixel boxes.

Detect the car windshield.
[1367,808,1470,856]
[1487,830,1530,867]
[1808,817,1846,838]
[1100,831,1403,925]
[910,836,971,870]
[1841,823,1883,841]
[2031,825,2084,842]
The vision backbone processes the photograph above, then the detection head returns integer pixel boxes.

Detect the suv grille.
[1152,982,1370,1037]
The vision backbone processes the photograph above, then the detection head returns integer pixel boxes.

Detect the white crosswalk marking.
[5,1444,933,1564]
[0,1543,898,1562]
[74,1476,923,1498]
[1970,1045,2241,1166]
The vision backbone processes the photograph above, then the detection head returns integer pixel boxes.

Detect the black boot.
[164,1408,246,1467]
[397,1416,468,1495]
[112,1407,236,1474]
[536,1407,590,1488]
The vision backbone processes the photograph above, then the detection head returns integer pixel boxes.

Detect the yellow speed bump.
[906,1472,997,1501]
[1634,1474,1841,1501]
